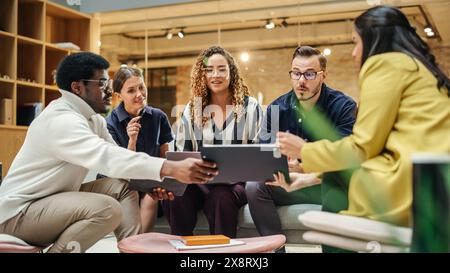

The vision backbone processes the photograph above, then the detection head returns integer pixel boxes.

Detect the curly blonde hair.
[189,46,250,126]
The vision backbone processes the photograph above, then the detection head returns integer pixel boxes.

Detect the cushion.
[0,234,41,253]
[303,231,409,253]
[239,204,322,230]
[298,211,412,246]
[0,234,30,246]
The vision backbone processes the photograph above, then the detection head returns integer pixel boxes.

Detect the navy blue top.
[106,102,174,157]
[259,84,357,144]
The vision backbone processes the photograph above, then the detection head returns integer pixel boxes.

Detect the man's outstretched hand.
[160,158,219,184]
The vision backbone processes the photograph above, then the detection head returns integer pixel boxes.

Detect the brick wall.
[173,66,192,119]
[433,45,450,76]
[175,44,449,109]
[237,45,361,106]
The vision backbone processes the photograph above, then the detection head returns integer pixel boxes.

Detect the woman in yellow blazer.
[273,6,450,227]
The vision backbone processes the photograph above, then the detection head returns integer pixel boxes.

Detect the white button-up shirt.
[0,90,165,224]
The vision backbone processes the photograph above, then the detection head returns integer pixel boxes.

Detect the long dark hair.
[354,5,449,94]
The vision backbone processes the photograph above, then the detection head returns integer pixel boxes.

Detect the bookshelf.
[18,0,44,41]
[0,0,99,177]
[45,2,91,51]
[0,0,17,34]
[17,37,44,84]
[45,45,68,85]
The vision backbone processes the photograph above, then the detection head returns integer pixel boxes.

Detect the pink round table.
[118,232,286,253]
[0,243,41,253]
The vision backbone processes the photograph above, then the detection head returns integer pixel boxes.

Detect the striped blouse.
[175,96,263,151]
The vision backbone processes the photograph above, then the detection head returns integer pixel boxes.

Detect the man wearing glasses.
[246,46,357,252]
[0,52,217,252]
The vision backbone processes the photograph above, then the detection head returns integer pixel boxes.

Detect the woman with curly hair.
[162,46,262,238]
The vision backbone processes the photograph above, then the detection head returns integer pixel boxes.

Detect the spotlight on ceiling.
[178,28,185,38]
[323,48,332,56]
[424,26,433,33]
[426,31,435,37]
[265,20,275,29]
[165,30,173,40]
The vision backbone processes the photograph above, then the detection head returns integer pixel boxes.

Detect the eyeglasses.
[80,78,112,92]
[204,67,229,77]
[289,70,323,80]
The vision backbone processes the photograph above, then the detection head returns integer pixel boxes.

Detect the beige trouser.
[0,178,141,253]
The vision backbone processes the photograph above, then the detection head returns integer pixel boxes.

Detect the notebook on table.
[169,236,245,251]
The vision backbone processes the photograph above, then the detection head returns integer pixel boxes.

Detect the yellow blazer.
[301,52,450,227]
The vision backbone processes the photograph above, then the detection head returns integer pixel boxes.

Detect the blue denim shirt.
[259,84,357,143]
[106,102,174,157]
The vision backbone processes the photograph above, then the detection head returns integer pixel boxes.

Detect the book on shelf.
[53,42,81,51]
[0,98,13,125]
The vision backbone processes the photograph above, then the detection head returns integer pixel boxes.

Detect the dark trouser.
[245,181,322,236]
[162,183,247,238]
[246,171,354,253]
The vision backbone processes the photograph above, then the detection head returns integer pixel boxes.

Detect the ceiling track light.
[178,28,185,38]
[164,29,173,40]
[426,31,435,37]
[265,20,275,29]
[423,25,435,37]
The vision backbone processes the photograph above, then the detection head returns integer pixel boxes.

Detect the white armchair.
[298,211,411,253]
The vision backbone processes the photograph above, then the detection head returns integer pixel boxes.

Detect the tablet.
[166,151,201,161]
[128,177,188,196]
[199,144,289,184]
[129,152,201,196]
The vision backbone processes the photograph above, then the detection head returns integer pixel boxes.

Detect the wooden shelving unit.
[0,34,16,84]
[0,0,17,34]
[0,0,99,177]
[45,45,68,85]
[17,38,44,84]
[46,1,91,51]
[0,81,15,114]
[18,0,44,41]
